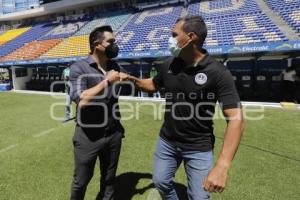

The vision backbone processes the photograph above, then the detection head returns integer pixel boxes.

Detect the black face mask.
[105,43,119,59]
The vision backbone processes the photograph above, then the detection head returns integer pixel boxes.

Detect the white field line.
[33,128,56,138]
[0,124,69,155]
[0,144,18,154]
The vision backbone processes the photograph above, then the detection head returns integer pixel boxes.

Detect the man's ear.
[95,43,105,52]
[188,32,198,42]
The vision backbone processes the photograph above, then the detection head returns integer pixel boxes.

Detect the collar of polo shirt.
[169,49,210,74]
[86,55,106,75]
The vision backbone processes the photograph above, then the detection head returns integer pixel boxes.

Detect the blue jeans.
[153,137,213,200]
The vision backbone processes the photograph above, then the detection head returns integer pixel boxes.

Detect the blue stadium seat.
[116,5,183,54]
[264,0,300,36]
[188,0,288,47]
[0,22,57,57]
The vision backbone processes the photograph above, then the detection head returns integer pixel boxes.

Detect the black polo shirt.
[69,55,125,135]
[153,51,241,151]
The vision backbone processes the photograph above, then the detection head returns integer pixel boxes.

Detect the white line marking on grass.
[13,89,66,96]
[0,144,18,154]
[33,128,56,138]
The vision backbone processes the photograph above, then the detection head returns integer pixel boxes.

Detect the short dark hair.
[176,15,207,48]
[89,25,113,53]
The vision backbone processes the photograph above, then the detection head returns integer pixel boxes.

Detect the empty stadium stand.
[188,0,288,47]
[41,35,89,58]
[75,13,132,36]
[40,12,131,59]
[116,5,183,54]
[39,21,86,40]
[0,39,62,62]
[0,0,298,61]
[0,23,57,58]
[264,0,300,36]
[264,0,300,11]
[0,27,31,46]
[189,0,260,17]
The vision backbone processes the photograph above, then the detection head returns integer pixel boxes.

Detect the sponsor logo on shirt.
[194,73,207,85]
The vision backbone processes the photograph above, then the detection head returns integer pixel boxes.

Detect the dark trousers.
[70,126,123,200]
[282,80,296,102]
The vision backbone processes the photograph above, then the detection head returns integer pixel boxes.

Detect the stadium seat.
[117,5,183,54]
[75,13,131,36]
[41,35,89,58]
[264,0,300,35]
[188,0,288,47]
[0,39,62,61]
[0,23,57,58]
[0,27,31,46]
[0,0,293,62]
[39,21,86,40]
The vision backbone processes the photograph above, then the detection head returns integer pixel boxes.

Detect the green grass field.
[1,92,300,200]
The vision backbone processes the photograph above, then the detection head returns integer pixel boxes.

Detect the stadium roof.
[0,0,119,21]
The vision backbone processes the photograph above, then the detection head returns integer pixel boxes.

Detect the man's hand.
[106,70,120,84]
[203,108,243,193]
[203,164,229,193]
[119,72,130,81]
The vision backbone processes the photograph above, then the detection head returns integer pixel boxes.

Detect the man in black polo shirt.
[128,16,244,199]
[69,26,128,200]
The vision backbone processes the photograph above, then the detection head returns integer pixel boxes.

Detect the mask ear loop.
[181,39,191,50]
[99,42,106,49]
[95,42,109,57]
[180,32,193,50]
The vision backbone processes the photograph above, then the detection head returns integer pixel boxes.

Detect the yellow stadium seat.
[0,27,31,45]
[41,35,89,58]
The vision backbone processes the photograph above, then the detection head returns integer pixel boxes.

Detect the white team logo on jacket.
[195,73,207,85]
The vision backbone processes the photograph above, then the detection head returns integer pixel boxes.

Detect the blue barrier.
[0,83,11,91]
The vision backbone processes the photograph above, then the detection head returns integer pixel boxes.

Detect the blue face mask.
[168,37,182,57]
[168,36,192,57]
